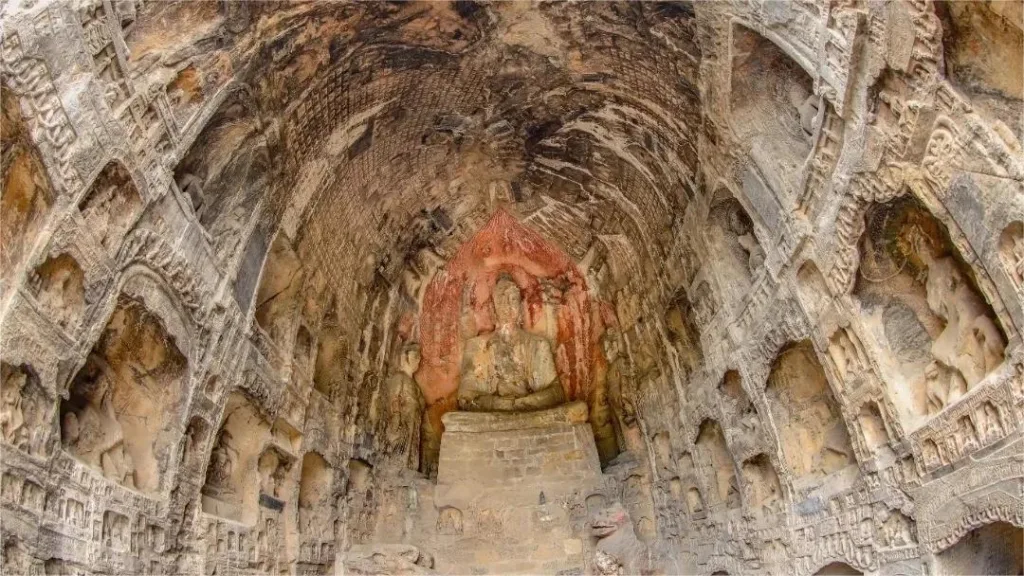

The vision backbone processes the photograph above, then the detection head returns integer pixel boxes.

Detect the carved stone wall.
[0,1,1021,575]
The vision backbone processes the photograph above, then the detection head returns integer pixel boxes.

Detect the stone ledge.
[441,401,590,432]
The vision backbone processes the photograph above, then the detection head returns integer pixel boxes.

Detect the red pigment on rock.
[415,209,605,405]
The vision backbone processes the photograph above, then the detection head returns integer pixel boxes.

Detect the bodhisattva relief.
[457,277,565,412]
[1,363,49,457]
[258,448,290,501]
[204,429,238,497]
[382,343,425,470]
[603,329,639,452]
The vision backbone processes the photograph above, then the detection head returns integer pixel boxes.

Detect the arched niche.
[999,221,1023,290]
[718,369,758,434]
[853,196,1006,430]
[347,458,372,500]
[298,452,333,539]
[60,294,188,493]
[345,458,374,540]
[857,401,889,454]
[77,161,142,255]
[179,416,211,474]
[677,450,695,478]
[119,270,193,353]
[313,302,344,399]
[935,521,1023,575]
[202,391,273,524]
[741,453,782,513]
[934,1,1023,141]
[1,362,51,458]
[685,486,705,519]
[652,431,672,472]
[730,24,818,199]
[173,88,269,261]
[416,209,600,407]
[257,446,293,503]
[31,253,85,332]
[826,327,869,386]
[706,194,763,299]
[254,233,304,349]
[814,562,863,575]
[292,324,314,379]
[765,341,854,486]
[694,419,740,509]
[1,85,54,293]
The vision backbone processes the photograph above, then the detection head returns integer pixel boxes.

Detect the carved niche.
[30,253,86,332]
[61,295,188,493]
[853,197,1006,428]
[765,341,854,483]
[0,363,51,457]
[77,161,142,254]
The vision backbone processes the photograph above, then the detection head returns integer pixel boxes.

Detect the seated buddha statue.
[457,277,566,412]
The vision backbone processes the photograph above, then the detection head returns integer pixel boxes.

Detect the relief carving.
[917,236,1006,389]
[999,222,1024,290]
[382,344,425,470]
[1,363,50,457]
[457,277,564,413]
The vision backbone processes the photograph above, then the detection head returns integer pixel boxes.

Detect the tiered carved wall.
[655,0,1024,573]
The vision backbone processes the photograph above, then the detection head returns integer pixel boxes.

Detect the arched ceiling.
[151,1,702,319]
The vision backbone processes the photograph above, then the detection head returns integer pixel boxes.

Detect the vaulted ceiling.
[158,1,701,322]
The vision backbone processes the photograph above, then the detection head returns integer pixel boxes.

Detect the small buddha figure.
[457,277,565,412]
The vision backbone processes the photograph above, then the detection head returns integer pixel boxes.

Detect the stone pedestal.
[426,402,603,573]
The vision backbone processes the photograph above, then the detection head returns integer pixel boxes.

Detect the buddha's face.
[493,279,522,328]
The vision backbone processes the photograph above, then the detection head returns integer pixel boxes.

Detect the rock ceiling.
[164,1,701,319]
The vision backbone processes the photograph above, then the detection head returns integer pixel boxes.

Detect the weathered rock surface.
[0,1,1022,575]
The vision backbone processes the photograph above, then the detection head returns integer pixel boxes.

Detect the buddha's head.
[493,277,523,329]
